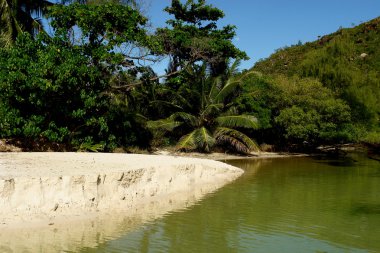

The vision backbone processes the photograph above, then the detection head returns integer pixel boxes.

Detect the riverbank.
[0,152,243,230]
[153,149,309,160]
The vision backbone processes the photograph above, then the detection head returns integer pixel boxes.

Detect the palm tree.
[148,60,260,154]
[0,0,53,46]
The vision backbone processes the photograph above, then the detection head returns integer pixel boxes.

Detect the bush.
[0,33,114,148]
[270,76,355,145]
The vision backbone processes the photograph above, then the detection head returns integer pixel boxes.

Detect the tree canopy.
[157,0,247,76]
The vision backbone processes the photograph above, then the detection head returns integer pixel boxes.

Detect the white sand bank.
[0,152,242,226]
[0,152,243,252]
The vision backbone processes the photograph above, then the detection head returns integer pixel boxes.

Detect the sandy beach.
[0,152,243,228]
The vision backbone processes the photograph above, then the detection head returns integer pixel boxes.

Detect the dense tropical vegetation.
[148,61,259,153]
[0,0,378,153]
[252,18,380,148]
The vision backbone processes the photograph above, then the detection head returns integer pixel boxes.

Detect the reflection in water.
[0,175,231,253]
[2,154,380,253]
[351,203,380,215]
[0,215,148,253]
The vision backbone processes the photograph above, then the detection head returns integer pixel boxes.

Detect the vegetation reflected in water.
[79,154,380,253]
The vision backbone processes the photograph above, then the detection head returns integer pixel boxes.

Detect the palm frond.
[0,0,22,43]
[216,115,259,129]
[194,127,215,152]
[223,106,239,115]
[170,112,199,127]
[0,0,51,42]
[214,79,241,103]
[200,61,208,77]
[209,76,222,102]
[215,127,260,153]
[176,130,197,151]
[214,70,262,103]
[243,70,263,78]
[147,118,182,132]
[0,30,12,48]
[149,100,183,111]
[132,113,148,124]
[237,70,262,84]
[201,103,223,118]
[172,89,194,109]
[228,59,241,77]
[78,142,105,152]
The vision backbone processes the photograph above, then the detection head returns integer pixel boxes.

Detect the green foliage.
[253,18,380,144]
[49,3,147,42]
[177,127,215,152]
[165,0,224,23]
[233,72,273,130]
[271,76,355,144]
[0,3,156,150]
[0,33,109,146]
[0,0,254,152]
[214,127,259,154]
[157,0,247,75]
[216,115,259,129]
[2,0,377,152]
[299,38,379,127]
[362,129,380,145]
[78,139,105,152]
[48,3,160,69]
[235,74,355,147]
[148,62,259,154]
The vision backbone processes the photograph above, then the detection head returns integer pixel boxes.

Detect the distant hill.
[253,17,380,77]
[252,17,380,142]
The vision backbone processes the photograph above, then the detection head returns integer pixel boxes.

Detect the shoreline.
[153,149,310,161]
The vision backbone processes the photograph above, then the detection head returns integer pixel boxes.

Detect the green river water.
[79,154,380,252]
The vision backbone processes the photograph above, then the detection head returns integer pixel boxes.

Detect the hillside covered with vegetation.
[248,17,380,149]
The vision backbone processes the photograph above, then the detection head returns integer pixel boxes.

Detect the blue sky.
[146,0,380,72]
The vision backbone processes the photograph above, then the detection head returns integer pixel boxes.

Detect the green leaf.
[216,115,259,129]
[227,59,241,77]
[170,112,199,127]
[215,127,259,153]
[176,129,197,151]
[147,118,182,132]
[214,79,241,103]
[78,142,105,152]
[194,127,215,152]
[201,103,223,118]
[209,76,222,102]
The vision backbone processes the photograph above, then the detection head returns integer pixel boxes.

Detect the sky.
[143,0,380,72]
